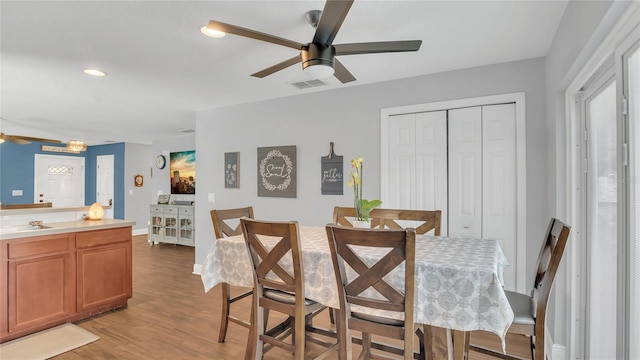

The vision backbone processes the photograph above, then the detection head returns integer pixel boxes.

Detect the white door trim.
[381,92,527,293]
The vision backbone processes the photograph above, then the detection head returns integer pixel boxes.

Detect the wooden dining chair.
[332,206,442,235]
[210,206,255,343]
[326,224,425,360]
[468,218,571,360]
[241,218,338,360]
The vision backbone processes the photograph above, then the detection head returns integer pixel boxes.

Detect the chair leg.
[360,332,372,360]
[218,283,231,343]
[531,335,536,360]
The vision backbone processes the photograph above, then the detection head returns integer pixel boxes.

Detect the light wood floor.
[53,235,531,359]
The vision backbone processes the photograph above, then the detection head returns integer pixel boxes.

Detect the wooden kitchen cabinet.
[2,233,76,337]
[76,227,131,314]
[0,225,132,343]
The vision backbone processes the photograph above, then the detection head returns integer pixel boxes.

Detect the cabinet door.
[76,228,132,313]
[178,207,194,246]
[163,207,178,243]
[6,234,75,334]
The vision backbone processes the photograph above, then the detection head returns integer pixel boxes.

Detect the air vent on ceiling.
[179,129,195,133]
[290,79,327,90]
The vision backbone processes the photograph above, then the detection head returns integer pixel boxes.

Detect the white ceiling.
[0,0,568,145]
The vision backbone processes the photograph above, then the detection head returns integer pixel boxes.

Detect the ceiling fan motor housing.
[301,43,335,70]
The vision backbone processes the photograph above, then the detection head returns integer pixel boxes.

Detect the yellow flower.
[347,177,354,187]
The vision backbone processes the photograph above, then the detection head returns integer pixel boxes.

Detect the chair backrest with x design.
[240,218,304,301]
[332,206,441,235]
[326,224,416,359]
[210,206,254,239]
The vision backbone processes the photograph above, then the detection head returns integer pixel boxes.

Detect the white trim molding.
[381,92,527,293]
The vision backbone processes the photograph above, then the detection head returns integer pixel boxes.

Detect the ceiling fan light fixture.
[303,63,334,79]
[201,25,225,38]
[302,43,335,79]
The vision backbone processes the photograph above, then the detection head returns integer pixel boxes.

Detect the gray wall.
[194,57,547,277]
[124,142,152,234]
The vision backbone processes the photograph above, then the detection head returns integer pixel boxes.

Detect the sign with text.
[321,142,343,195]
[257,145,296,198]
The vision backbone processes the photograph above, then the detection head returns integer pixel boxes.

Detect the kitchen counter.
[0,205,112,216]
[0,219,135,240]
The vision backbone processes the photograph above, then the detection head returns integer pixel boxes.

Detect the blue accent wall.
[0,141,125,219]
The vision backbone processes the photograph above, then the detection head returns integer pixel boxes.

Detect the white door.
[34,154,85,207]
[388,111,448,234]
[481,104,517,288]
[96,155,114,206]
[96,155,114,219]
[385,102,518,290]
[448,106,483,238]
[583,73,617,359]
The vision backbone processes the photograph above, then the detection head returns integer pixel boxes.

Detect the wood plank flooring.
[53,235,531,359]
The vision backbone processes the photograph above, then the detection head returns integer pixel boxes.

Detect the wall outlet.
[12,190,23,196]
[208,193,215,203]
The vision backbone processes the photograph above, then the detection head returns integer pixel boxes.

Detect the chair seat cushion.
[505,290,535,325]
[352,311,404,326]
[264,289,316,306]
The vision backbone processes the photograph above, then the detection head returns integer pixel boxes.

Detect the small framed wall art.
[224,152,240,188]
[134,174,144,187]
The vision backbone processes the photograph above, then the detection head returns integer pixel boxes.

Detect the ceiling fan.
[206,0,422,83]
[0,132,61,145]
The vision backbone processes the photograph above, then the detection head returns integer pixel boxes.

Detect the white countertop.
[0,219,136,240]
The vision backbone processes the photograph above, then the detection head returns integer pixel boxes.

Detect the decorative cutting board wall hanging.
[321,142,343,195]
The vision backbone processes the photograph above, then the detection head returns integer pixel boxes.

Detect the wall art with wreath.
[257,145,296,198]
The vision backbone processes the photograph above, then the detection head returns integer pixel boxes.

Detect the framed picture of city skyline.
[170,150,196,194]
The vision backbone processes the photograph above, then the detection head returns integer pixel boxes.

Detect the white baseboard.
[132,228,148,236]
[546,328,567,360]
[192,263,202,275]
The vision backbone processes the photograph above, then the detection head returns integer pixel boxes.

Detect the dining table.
[200,225,514,360]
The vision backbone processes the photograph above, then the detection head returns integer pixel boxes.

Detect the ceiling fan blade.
[333,59,356,83]
[6,137,31,145]
[207,20,303,50]
[4,135,61,144]
[313,0,353,45]
[334,40,422,55]
[251,55,302,78]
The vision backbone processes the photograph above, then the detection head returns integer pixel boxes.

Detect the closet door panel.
[388,114,416,209]
[416,111,448,234]
[482,104,517,288]
[449,106,482,238]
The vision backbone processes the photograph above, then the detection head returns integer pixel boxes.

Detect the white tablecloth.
[200,226,514,341]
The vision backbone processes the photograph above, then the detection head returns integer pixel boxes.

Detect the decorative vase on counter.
[352,220,371,229]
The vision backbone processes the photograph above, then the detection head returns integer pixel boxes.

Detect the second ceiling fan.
[206,0,422,83]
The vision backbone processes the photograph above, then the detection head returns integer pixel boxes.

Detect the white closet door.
[448,107,483,238]
[482,103,517,289]
[388,114,417,209]
[415,111,448,234]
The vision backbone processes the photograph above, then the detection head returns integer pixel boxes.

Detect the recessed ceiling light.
[200,26,225,38]
[83,69,106,77]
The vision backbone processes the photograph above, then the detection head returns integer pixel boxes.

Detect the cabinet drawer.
[150,205,164,213]
[77,227,132,249]
[164,207,177,214]
[179,207,194,215]
[7,234,73,259]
